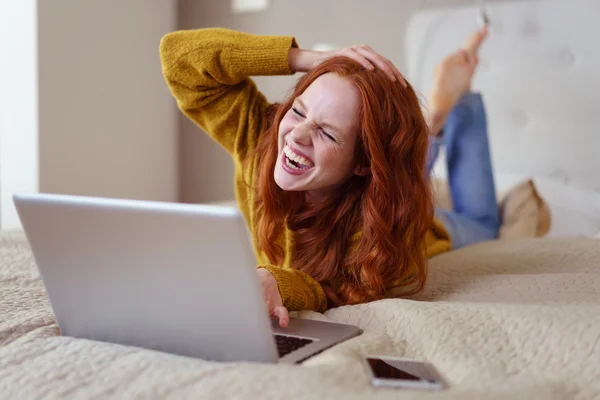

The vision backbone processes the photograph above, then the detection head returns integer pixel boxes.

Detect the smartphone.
[362,355,448,390]
[477,9,490,29]
[476,0,490,29]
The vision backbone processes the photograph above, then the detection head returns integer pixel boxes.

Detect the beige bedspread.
[1,231,599,400]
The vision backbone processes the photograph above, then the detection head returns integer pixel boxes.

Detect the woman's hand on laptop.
[256,268,289,328]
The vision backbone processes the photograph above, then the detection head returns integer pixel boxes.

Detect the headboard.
[405,0,600,196]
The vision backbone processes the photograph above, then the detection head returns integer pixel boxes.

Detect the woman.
[159,26,498,327]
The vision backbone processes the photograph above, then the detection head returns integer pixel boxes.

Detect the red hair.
[251,56,433,306]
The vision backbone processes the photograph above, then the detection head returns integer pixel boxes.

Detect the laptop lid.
[13,192,280,363]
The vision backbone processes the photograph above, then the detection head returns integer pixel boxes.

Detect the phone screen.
[366,357,440,383]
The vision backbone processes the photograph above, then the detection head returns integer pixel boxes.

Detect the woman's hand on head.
[288,46,406,86]
[256,268,289,328]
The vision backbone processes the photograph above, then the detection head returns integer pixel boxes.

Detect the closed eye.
[292,107,305,118]
[320,129,336,143]
[292,105,336,142]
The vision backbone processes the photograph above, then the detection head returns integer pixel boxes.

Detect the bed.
[2,0,600,399]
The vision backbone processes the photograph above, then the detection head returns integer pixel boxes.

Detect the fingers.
[338,45,407,86]
[340,47,375,71]
[272,306,289,328]
[264,291,289,327]
[257,268,289,328]
[357,46,408,87]
[463,26,489,55]
[396,69,408,88]
[352,45,397,83]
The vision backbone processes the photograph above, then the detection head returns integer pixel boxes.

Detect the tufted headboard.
[405,0,600,196]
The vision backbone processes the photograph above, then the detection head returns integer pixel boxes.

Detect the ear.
[354,165,370,176]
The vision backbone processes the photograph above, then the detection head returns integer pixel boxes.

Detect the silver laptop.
[13,192,362,364]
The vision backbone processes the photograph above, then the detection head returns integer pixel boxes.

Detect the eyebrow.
[296,98,341,134]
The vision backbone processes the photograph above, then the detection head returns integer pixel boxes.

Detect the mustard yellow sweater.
[159,28,452,313]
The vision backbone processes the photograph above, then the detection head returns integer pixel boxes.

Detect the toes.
[464,27,488,55]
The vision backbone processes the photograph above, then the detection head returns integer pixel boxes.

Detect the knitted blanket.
[1,231,599,400]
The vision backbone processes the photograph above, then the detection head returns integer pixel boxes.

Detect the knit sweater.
[159,28,452,313]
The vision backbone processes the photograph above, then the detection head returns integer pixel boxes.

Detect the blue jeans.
[427,92,501,249]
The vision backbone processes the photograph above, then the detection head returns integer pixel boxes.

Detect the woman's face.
[274,73,365,201]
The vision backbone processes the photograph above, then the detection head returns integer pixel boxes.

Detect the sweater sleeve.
[159,27,297,160]
[259,265,328,313]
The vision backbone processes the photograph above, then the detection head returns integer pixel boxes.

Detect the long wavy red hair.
[251,56,433,307]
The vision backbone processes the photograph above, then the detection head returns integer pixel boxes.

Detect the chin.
[274,171,300,191]
[273,165,310,192]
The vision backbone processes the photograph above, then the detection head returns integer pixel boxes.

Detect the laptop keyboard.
[274,334,313,357]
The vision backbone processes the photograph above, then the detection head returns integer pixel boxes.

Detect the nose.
[289,122,313,147]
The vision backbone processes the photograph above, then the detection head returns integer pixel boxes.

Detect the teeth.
[285,156,301,170]
[284,146,313,167]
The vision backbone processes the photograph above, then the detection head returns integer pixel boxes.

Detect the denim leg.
[426,135,443,174]
[435,208,499,249]
[434,92,501,249]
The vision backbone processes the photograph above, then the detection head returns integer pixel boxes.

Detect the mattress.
[1,231,599,399]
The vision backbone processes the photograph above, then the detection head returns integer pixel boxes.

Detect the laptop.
[13,192,362,364]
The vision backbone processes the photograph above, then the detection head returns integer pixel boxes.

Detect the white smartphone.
[362,355,448,390]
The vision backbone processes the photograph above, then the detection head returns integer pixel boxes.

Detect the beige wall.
[19,0,521,215]
[38,0,179,202]
[176,0,509,203]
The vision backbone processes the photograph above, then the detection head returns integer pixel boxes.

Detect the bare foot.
[428,27,488,136]
[464,25,488,55]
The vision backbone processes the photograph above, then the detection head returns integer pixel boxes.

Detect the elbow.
[160,27,230,71]
[159,31,184,72]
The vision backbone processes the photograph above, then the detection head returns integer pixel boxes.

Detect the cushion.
[432,178,551,239]
[495,172,600,238]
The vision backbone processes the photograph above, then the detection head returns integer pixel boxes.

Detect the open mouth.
[283,145,314,171]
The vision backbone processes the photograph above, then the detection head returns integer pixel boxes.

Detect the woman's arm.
[160,27,406,160]
[159,28,298,160]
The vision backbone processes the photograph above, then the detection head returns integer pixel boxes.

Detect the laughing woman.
[159,26,497,326]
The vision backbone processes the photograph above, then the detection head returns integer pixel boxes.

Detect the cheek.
[278,115,295,137]
[317,146,355,173]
